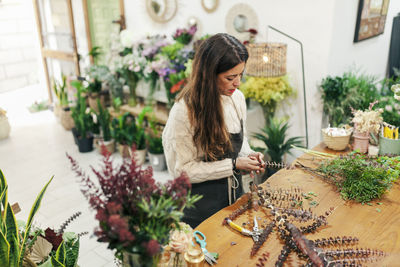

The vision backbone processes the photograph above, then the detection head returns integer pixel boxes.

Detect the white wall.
[0,0,44,93]
[123,0,400,152]
[328,0,400,78]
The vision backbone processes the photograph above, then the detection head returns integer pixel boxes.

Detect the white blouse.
[162,89,254,183]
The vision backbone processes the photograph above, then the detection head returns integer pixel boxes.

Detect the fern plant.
[252,118,303,163]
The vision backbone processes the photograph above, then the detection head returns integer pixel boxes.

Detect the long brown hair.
[177,33,249,161]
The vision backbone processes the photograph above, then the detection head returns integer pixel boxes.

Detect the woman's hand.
[248,152,266,177]
[236,156,264,177]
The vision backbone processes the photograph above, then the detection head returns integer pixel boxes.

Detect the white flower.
[395,95,400,101]
[120,30,135,48]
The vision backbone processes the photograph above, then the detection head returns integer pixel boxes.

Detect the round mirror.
[146,0,178,23]
[150,0,166,16]
[233,14,248,33]
[225,3,258,42]
[202,0,218,13]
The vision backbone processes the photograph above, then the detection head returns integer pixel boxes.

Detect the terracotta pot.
[95,139,115,154]
[353,132,369,153]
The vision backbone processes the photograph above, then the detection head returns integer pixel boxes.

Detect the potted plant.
[131,106,152,165]
[71,81,95,153]
[252,118,303,181]
[86,77,103,112]
[95,99,114,154]
[0,107,11,140]
[53,75,75,130]
[67,150,201,267]
[351,101,383,153]
[0,169,53,267]
[112,112,136,158]
[23,212,85,266]
[146,114,166,171]
[52,74,69,117]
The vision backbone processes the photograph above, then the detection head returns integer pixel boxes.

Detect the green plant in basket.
[252,118,303,163]
[0,169,53,267]
[53,75,69,107]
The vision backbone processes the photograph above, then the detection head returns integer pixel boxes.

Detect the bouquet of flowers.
[351,101,383,134]
[173,25,197,45]
[67,147,201,265]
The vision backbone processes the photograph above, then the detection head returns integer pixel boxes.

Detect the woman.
[162,33,265,228]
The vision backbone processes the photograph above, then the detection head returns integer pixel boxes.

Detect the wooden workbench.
[195,144,400,266]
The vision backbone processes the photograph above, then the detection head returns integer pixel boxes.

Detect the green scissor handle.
[194,230,207,249]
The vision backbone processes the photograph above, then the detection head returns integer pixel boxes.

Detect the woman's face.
[217,62,245,96]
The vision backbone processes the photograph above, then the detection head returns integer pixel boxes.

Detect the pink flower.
[168,230,191,253]
[145,239,161,256]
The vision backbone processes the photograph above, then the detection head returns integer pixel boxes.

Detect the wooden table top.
[195,144,400,266]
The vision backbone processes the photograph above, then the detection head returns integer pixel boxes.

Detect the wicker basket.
[322,128,352,151]
[245,43,287,77]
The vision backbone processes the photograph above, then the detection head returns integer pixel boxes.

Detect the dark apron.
[182,120,244,229]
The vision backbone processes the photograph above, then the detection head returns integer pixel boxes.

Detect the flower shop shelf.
[118,104,169,125]
[195,143,400,266]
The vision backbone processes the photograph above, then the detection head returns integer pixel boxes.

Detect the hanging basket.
[245,43,287,77]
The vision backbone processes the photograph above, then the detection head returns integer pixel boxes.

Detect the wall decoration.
[354,0,390,42]
[201,0,218,13]
[146,0,178,23]
[225,3,259,42]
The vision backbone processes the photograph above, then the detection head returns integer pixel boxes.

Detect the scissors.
[193,230,218,265]
[225,215,262,242]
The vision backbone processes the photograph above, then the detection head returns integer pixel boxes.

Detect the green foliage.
[0,169,53,267]
[113,97,122,112]
[146,111,163,154]
[88,46,102,62]
[161,43,184,60]
[316,153,399,203]
[375,76,400,126]
[320,71,380,127]
[112,112,135,146]
[52,75,69,107]
[252,118,303,163]
[240,76,294,120]
[49,238,79,267]
[86,78,102,94]
[96,99,112,141]
[111,107,151,149]
[70,81,94,138]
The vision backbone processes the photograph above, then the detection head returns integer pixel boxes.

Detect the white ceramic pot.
[148,153,167,171]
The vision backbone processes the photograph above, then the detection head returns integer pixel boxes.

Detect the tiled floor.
[0,85,171,266]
